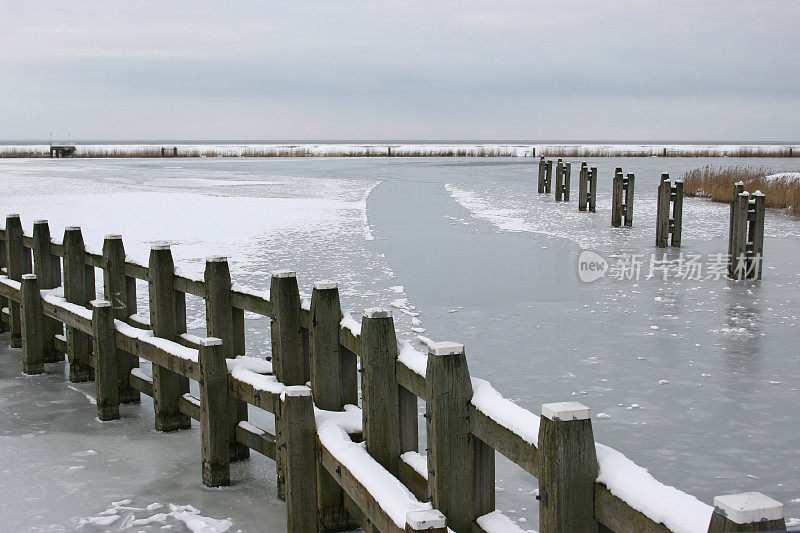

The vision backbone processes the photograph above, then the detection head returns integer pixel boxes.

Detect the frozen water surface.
[1,157,799,530]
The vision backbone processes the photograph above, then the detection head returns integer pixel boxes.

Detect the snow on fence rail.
[0,213,789,533]
[0,143,799,158]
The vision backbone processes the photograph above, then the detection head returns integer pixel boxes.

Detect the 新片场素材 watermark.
[577,251,761,282]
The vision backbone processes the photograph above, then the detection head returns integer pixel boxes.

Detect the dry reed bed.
[683,165,800,212]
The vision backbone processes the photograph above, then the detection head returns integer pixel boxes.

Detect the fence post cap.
[272,270,296,278]
[313,280,338,290]
[206,255,227,263]
[405,509,447,529]
[6,213,20,218]
[363,307,392,319]
[90,299,112,308]
[150,242,170,250]
[104,234,122,240]
[65,225,81,231]
[284,385,312,398]
[428,341,464,356]
[752,190,765,197]
[198,337,223,347]
[542,402,590,421]
[22,274,37,281]
[34,219,48,225]
[713,492,783,524]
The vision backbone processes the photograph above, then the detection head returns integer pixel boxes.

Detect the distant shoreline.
[1,143,798,158]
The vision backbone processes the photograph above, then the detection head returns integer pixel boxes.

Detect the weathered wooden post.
[426,341,494,532]
[20,274,45,375]
[537,156,546,194]
[6,214,27,348]
[309,281,354,530]
[405,510,447,533]
[538,402,598,533]
[283,386,318,532]
[563,162,571,202]
[611,168,623,227]
[32,220,63,363]
[103,235,139,403]
[205,256,249,461]
[656,174,683,247]
[0,230,7,334]
[545,160,553,194]
[198,337,231,487]
[578,163,589,211]
[749,191,766,280]
[554,159,564,202]
[63,226,93,382]
[707,492,786,532]
[148,244,190,431]
[91,299,120,421]
[624,173,635,227]
[270,270,306,501]
[589,167,597,212]
[728,187,765,280]
[361,308,401,474]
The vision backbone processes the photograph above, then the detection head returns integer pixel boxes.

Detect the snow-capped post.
[589,166,598,212]
[63,226,93,382]
[554,159,564,201]
[32,220,63,363]
[309,282,353,530]
[270,270,305,501]
[426,341,495,532]
[537,156,546,194]
[91,299,120,421]
[656,174,682,247]
[102,235,139,403]
[282,386,318,532]
[537,402,598,533]
[20,274,45,375]
[727,182,745,274]
[706,492,786,532]
[148,244,190,431]
[361,308,401,474]
[612,167,624,227]
[204,256,249,461]
[727,186,766,281]
[750,191,766,280]
[545,159,553,194]
[198,336,231,487]
[405,509,447,533]
[562,162,571,202]
[6,214,27,348]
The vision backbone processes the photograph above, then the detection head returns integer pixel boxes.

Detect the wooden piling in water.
[103,235,139,403]
[656,174,682,247]
[554,159,564,202]
[63,226,93,381]
[578,163,588,211]
[624,173,635,227]
[148,244,191,431]
[545,160,553,194]
[32,220,63,363]
[91,299,119,421]
[198,337,231,487]
[283,386,318,532]
[6,214,26,348]
[426,341,494,532]
[537,156,546,194]
[563,162,571,202]
[611,168,623,227]
[706,492,786,532]
[205,256,249,461]
[538,402,598,533]
[728,185,765,280]
[20,274,45,375]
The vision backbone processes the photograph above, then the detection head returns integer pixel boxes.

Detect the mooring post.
[6,214,27,348]
[309,281,355,530]
[538,402,598,533]
[361,308,401,474]
[32,220,63,363]
[283,386,318,532]
[563,162,571,202]
[204,256,249,461]
[103,235,139,403]
[624,173,635,227]
[270,270,305,501]
[555,159,564,202]
[578,163,588,211]
[729,190,750,280]
[588,167,597,212]
[706,492,786,532]
[198,337,231,487]
[611,168,623,227]
[20,274,45,375]
[405,510,447,533]
[63,226,93,382]
[91,299,120,421]
[656,175,672,247]
[671,179,684,246]
[148,244,191,431]
[538,156,546,194]
[727,182,745,274]
[426,341,494,531]
[545,160,553,194]
[749,191,766,280]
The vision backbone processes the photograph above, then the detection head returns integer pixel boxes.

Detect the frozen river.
[0,156,798,531]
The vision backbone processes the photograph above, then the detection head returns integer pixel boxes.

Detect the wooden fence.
[0,214,788,533]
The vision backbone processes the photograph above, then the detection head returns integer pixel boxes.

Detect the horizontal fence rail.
[0,214,789,533]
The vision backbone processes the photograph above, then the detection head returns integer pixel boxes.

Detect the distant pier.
[49,144,75,158]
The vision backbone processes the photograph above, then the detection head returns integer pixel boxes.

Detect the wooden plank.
[123,261,148,281]
[235,422,277,460]
[129,370,154,397]
[398,456,428,502]
[339,325,361,356]
[594,483,672,533]
[114,331,200,381]
[178,393,201,421]
[228,374,279,413]
[396,359,426,400]
[40,298,92,334]
[91,300,119,420]
[230,288,271,316]
[469,404,540,477]
[198,338,231,487]
[319,440,405,533]
[173,273,205,297]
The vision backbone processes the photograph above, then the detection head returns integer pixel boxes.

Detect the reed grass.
[683,165,800,213]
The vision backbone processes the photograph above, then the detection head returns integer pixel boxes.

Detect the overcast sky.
[1,1,798,141]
